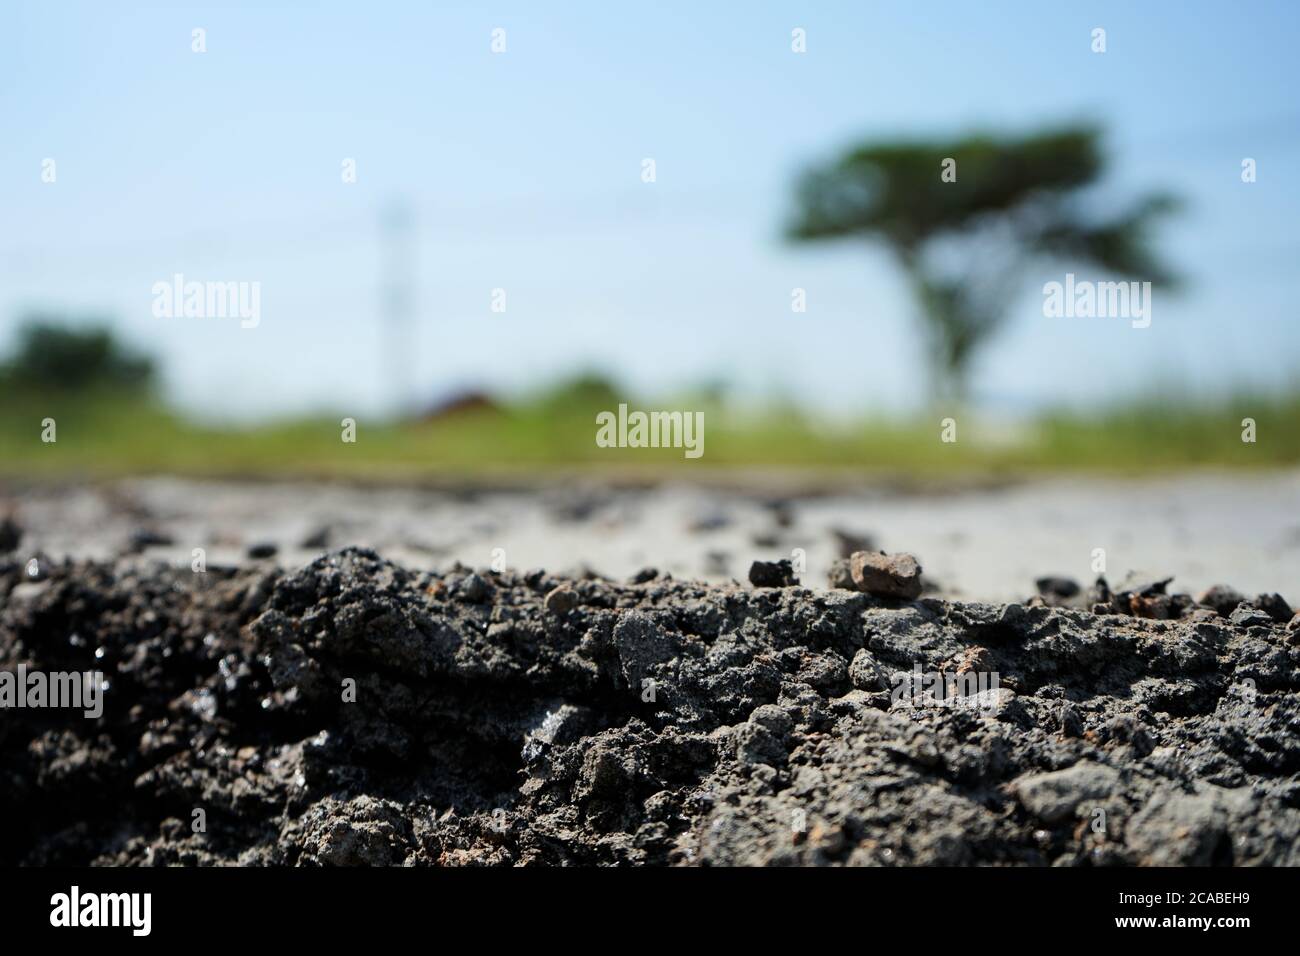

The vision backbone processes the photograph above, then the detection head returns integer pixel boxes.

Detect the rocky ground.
[2,543,1298,866]
[6,471,1300,600]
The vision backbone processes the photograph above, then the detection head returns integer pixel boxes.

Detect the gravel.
[7,472,1300,601]
[2,546,1298,866]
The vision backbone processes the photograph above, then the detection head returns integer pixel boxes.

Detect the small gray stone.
[735,705,792,767]
[848,649,887,691]
[456,572,491,603]
[612,611,677,687]
[747,703,792,736]
[1058,702,1085,738]
[1230,605,1274,628]
[1011,761,1120,824]
[1125,785,1252,866]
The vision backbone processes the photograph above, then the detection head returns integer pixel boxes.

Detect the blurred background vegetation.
[8,5,1298,486]
[1,316,1296,481]
[5,118,1296,482]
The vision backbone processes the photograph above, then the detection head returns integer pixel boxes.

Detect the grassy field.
[2,381,1297,482]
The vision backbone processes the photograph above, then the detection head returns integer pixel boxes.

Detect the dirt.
[3,545,1299,866]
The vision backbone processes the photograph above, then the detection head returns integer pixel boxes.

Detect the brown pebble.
[849,551,923,600]
[544,584,579,615]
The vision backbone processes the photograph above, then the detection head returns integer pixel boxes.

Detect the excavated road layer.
[2,547,1298,866]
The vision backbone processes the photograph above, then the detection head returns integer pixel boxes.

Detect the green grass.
[2,386,1297,482]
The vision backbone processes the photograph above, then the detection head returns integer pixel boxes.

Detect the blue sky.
[3,0,1298,420]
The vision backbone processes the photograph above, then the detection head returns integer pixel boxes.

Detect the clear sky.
[3,1,1297,420]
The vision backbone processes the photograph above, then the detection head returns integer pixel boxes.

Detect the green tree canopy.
[0,318,156,393]
[788,125,1180,402]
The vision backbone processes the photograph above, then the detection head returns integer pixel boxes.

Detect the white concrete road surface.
[5,471,1299,602]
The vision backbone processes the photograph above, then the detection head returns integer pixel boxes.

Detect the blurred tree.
[787,126,1180,402]
[536,372,623,414]
[0,318,155,393]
